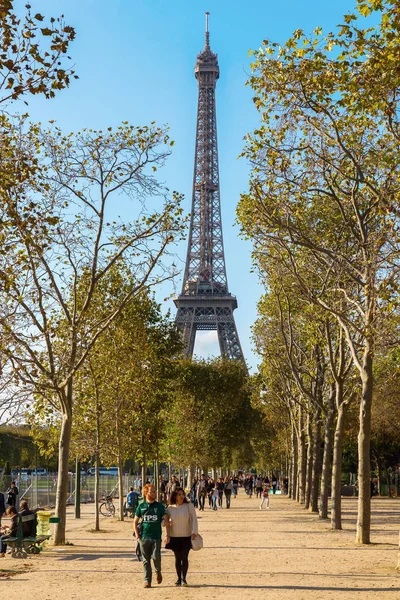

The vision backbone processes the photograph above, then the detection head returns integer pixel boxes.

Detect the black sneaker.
[175,580,182,587]
[182,580,188,587]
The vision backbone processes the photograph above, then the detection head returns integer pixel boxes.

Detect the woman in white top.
[166,487,198,587]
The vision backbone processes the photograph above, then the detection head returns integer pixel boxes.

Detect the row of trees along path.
[238,0,400,545]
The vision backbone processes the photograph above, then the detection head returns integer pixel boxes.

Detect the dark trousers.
[199,493,206,510]
[139,538,161,583]
[225,491,232,508]
[0,534,10,554]
[272,485,277,494]
[218,491,223,507]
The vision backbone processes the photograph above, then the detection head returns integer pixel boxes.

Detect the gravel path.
[3,491,399,599]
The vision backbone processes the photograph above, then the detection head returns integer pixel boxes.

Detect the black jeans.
[218,491,223,507]
[199,493,206,510]
[225,491,232,508]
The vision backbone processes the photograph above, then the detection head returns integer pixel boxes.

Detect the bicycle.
[99,494,115,517]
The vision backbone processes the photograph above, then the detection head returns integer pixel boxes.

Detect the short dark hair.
[129,487,133,491]
[20,500,29,511]
[170,487,188,505]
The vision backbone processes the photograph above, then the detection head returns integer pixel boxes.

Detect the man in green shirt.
[134,483,168,588]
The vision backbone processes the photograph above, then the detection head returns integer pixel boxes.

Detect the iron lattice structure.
[174,14,245,362]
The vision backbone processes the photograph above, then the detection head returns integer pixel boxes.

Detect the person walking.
[256,476,263,498]
[166,487,198,587]
[211,483,219,510]
[207,478,214,509]
[260,483,270,510]
[232,475,239,497]
[134,483,168,588]
[197,474,207,511]
[217,477,225,508]
[190,478,198,508]
[224,477,233,509]
[271,475,278,494]
[247,476,254,498]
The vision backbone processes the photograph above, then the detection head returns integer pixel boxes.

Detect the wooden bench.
[7,514,61,559]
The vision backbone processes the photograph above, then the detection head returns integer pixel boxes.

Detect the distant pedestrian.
[271,475,277,494]
[232,475,239,497]
[260,484,270,510]
[256,477,263,498]
[247,476,253,498]
[207,478,214,509]
[166,487,198,587]
[370,478,375,498]
[190,479,198,508]
[217,478,224,508]
[198,474,207,511]
[134,483,168,589]
[211,484,219,510]
[224,477,233,509]
[6,482,18,508]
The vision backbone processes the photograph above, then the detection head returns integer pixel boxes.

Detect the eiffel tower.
[174,13,244,362]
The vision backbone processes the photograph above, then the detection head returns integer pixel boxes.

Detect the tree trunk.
[54,407,73,545]
[290,419,298,500]
[331,398,346,530]
[297,407,306,504]
[304,412,313,510]
[142,452,147,487]
[118,459,124,521]
[376,458,382,496]
[310,405,322,513]
[319,391,335,519]
[355,348,373,545]
[94,453,100,531]
[74,458,81,519]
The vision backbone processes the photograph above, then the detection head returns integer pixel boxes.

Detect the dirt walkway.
[2,492,399,599]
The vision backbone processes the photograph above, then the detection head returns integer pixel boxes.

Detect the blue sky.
[22,0,356,370]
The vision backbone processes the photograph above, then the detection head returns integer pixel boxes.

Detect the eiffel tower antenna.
[205,11,210,48]
[174,14,245,363]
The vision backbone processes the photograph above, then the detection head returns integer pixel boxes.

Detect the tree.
[0,122,185,543]
[0,1,76,108]
[238,0,400,543]
[0,2,76,425]
[163,358,252,473]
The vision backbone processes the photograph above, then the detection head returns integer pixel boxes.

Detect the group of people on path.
[132,472,280,588]
[194,474,236,511]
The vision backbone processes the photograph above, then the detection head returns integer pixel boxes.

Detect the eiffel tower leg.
[176,307,197,358]
[217,312,244,362]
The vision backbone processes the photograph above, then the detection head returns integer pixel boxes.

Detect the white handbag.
[191,533,203,551]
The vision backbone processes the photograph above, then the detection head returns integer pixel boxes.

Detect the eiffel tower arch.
[174,13,245,363]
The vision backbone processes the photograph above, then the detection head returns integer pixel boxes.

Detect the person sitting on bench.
[19,501,35,537]
[126,487,139,511]
[0,506,18,557]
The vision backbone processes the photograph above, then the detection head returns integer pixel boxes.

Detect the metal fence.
[1,474,142,509]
